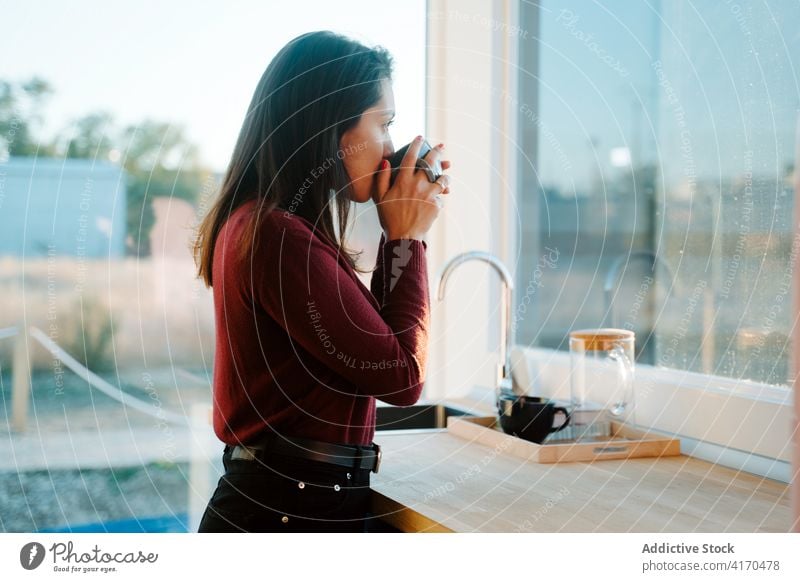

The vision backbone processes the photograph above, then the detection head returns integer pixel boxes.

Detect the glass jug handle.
[608,342,633,417]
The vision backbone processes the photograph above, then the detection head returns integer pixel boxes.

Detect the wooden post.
[188,402,215,533]
[11,324,31,433]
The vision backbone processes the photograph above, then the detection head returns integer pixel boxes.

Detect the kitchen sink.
[375,402,476,431]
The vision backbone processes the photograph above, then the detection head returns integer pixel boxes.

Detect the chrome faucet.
[436,251,515,404]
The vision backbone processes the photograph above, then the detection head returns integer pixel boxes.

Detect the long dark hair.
[193,30,394,287]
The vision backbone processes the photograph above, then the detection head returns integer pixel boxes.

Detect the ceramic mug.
[497,395,571,444]
[387,139,443,185]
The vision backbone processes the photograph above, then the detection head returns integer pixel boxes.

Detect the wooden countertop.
[370,400,792,533]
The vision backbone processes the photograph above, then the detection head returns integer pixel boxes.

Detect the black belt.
[228,435,382,473]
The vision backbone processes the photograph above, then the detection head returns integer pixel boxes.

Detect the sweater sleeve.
[370,232,429,309]
[256,223,429,406]
[370,232,387,308]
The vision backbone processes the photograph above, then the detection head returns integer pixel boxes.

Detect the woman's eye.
[383,120,394,131]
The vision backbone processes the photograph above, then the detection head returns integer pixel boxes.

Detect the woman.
[193,30,451,532]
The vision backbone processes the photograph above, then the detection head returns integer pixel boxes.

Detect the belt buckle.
[231,445,258,461]
[372,443,382,474]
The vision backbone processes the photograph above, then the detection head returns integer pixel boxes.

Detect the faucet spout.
[436,251,515,401]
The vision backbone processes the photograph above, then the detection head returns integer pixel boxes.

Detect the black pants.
[197,444,373,533]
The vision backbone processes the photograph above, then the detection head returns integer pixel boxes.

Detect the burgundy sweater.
[210,198,429,446]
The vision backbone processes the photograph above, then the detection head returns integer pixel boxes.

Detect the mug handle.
[551,406,571,433]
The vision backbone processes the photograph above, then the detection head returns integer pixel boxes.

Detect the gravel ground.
[0,461,190,532]
[0,367,211,532]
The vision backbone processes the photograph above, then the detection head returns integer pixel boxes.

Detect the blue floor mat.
[37,512,189,533]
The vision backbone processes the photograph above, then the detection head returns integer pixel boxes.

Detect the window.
[516,0,798,388]
[0,1,425,533]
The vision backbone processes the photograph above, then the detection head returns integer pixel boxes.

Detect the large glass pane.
[0,1,425,533]
[517,0,798,388]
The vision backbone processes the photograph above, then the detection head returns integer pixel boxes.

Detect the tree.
[0,76,57,157]
[62,111,116,160]
[120,121,212,256]
[1,75,213,257]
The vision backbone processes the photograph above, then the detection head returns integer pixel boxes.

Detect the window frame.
[425,0,796,482]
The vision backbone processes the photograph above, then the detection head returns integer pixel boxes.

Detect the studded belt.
[228,435,382,473]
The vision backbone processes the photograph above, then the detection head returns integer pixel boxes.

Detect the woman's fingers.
[430,173,451,197]
[373,158,392,204]
[423,143,446,171]
[399,135,425,178]
[429,145,450,194]
[424,144,450,194]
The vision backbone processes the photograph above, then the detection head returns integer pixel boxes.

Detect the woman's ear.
[338,129,351,154]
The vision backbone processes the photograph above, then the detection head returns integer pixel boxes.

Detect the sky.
[0,0,427,172]
[5,0,796,185]
[536,0,799,192]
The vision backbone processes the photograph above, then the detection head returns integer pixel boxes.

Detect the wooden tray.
[446,416,681,464]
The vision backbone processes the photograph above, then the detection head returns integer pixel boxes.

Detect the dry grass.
[0,256,215,370]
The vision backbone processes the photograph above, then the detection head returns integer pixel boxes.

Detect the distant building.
[150,196,199,260]
[0,156,126,257]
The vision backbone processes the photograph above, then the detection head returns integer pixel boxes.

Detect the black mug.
[387,139,443,185]
[497,395,571,444]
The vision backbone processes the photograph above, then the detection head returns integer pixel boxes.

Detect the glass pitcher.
[567,328,635,440]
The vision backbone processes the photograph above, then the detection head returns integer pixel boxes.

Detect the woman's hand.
[427,142,451,194]
[373,136,451,241]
